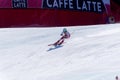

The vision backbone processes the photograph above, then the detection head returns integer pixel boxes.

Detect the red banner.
[0,0,113,28]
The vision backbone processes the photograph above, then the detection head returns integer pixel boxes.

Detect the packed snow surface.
[0,24,120,80]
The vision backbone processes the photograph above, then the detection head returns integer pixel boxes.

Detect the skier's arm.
[60,32,64,36]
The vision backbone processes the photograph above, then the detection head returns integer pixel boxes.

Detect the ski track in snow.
[0,24,120,80]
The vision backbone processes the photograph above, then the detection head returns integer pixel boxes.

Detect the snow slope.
[0,24,120,80]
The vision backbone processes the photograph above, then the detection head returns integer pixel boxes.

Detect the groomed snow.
[0,24,120,80]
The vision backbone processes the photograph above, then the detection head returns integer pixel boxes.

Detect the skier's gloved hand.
[60,33,63,36]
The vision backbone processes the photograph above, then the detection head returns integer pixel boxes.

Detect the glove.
[60,33,63,36]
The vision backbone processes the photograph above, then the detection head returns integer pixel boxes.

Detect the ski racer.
[54,28,70,46]
[49,28,70,46]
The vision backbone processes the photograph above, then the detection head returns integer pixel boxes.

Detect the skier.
[49,28,70,46]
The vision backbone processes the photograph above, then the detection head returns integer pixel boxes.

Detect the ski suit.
[54,29,70,46]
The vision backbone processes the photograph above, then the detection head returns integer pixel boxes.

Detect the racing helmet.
[63,28,67,32]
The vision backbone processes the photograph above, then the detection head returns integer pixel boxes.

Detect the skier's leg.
[53,36,64,45]
[57,39,64,45]
[53,39,61,46]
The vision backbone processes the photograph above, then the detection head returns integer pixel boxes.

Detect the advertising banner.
[12,0,27,8]
[0,0,109,12]
[0,0,111,27]
[42,0,106,13]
